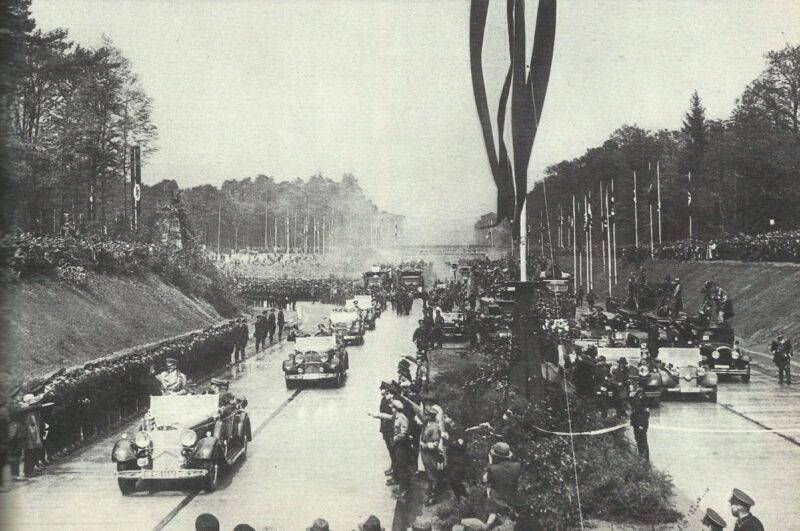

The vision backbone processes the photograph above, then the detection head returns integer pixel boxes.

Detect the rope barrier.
[528,421,800,437]
[561,368,585,531]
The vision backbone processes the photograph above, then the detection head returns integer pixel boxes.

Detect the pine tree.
[681,91,707,173]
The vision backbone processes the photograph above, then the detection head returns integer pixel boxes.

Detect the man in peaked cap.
[159,358,188,395]
[702,508,727,530]
[728,489,764,531]
[306,518,330,531]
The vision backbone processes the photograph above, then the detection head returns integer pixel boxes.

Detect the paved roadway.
[4,302,420,531]
[642,358,800,530]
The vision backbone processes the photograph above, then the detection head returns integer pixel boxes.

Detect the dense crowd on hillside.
[213,250,364,280]
[615,229,800,263]
[3,233,158,280]
[227,276,359,306]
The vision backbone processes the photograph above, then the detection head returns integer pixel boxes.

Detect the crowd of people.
[229,276,360,306]
[215,251,366,279]
[2,322,241,485]
[4,232,159,280]
[619,229,800,263]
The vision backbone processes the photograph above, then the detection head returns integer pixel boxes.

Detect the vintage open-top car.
[659,347,719,402]
[597,347,665,407]
[282,310,302,341]
[346,295,378,329]
[329,310,364,346]
[282,336,349,389]
[112,394,251,494]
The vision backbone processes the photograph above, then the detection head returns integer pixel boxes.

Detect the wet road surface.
[4,302,421,531]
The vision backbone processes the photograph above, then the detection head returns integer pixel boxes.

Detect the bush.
[434,348,681,530]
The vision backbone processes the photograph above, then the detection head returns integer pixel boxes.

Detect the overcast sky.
[32,0,800,237]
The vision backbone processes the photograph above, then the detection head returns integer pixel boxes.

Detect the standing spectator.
[443,425,469,502]
[236,319,248,362]
[267,309,277,344]
[277,309,285,340]
[418,405,444,505]
[357,515,384,531]
[728,489,764,531]
[378,382,396,477]
[771,333,793,384]
[630,391,650,461]
[369,399,412,501]
[467,442,521,529]
[586,289,597,308]
[702,508,727,531]
[254,313,266,352]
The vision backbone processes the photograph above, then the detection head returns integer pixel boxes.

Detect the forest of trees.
[519,43,800,249]
[141,174,403,253]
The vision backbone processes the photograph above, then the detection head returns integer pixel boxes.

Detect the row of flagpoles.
[528,162,695,295]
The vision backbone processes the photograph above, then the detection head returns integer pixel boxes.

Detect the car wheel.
[203,459,220,492]
[742,373,750,383]
[710,390,718,403]
[116,462,137,496]
[285,379,297,390]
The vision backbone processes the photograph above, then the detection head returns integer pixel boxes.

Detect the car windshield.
[330,311,359,324]
[149,395,219,428]
[295,336,337,352]
[659,348,701,367]
[597,347,641,364]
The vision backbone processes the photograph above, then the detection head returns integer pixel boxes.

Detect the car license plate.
[703,335,710,340]
[141,469,181,479]
[680,388,703,393]
[715,364,729,369]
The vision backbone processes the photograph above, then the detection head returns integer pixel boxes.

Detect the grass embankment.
[5,272,222,383]
[561,258,800,348]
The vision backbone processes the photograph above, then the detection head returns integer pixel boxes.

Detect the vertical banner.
[130,146,142,231]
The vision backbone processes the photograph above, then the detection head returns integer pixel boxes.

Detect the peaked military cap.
[210,378,229,387]
[702,508,727,529]
[729,488,755,508]
[165,357,178,364]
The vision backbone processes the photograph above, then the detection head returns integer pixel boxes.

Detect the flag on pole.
[648,182,656,208]
[584,200,592,231]
[687,172,692,210]
[609,181,616,223]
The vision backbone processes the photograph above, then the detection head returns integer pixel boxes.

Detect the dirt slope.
[561,258,800,349]
[5,273,222,382]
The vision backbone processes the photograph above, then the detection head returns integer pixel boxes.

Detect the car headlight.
[742,355,750,362]
[638,366,649,377]
[711,350,720,360]
[294,353,304,363]
[732,351,740,359]
[181,430,198,447]
[297,367,304,374]
[134,431,151,448]
[697,367,707,377]
[322,352,331,363]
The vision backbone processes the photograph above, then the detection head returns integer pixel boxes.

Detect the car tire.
[285,379,297,390]
[742,373,750,383]
[116,462,137,496]
[710,390,718,403]
[203,459,220,492]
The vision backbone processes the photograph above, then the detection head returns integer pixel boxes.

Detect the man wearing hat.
[702,508,727,530]
[378,382,397,476]
[729,489,764,531]
[412,320,430,351]
[771,332,792,385]
[482,441,521,526]
[358,514,384,531]
[159,358,188,395]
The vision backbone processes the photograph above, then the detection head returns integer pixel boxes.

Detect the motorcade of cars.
[329,309,364,346]
[659,347,719,402]
[282,336,349,389]
[689,322,749,382]
[112,394,250,494]
[597,347,665,407]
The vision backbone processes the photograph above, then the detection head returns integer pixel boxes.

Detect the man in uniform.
[277,309,285,340]
[630,390,650,461]
[267,309,277,344]
[254,312,266,352]
[159,358,188,395]
[702,508,728,531]
[771,333,793,384]
[481,441,522,528]
[412,320,430,352]
[728,489,764,531]
[236,319,248,362]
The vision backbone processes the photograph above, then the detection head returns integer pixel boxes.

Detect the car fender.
[701,371,718,387]
[282,359,295,372]
[237,414,252,442]
[192,436,221,460]
[111,439,137,463]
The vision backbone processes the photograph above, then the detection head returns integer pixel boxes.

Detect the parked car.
[112,394,250,494]
[690,323,749,382]
[282,336,349,389]
[659,347,719,402]
[329,310,364,346]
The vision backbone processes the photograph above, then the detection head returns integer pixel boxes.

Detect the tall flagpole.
[600,181,608,273]
[584,194,589,290]
[649,202,654,259]
[605,185,612,296]
[572,195,577,288]
[688,171,693,239]
[633,170,639,247]
[587,192,593,291]
[657,161,662,245]
[520,197,528,282]
[611,178,618,285]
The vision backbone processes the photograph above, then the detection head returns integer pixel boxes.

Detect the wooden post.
[512,281,543,401]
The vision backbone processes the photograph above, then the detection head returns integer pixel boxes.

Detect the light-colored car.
[282,336,349,389]
[112,394,250,494]
[597,347,664,406]
[659,347,719,402]
[329,310,364,345]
